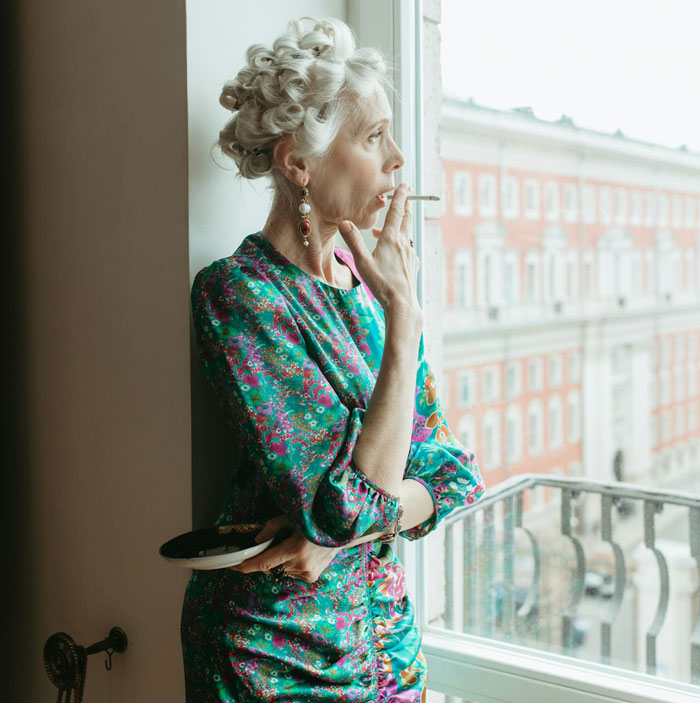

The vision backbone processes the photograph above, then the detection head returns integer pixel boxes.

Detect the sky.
[440,0,700,153]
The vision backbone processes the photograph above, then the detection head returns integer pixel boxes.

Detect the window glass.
[421,0,700,691]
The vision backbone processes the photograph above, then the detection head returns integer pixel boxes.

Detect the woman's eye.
[369,130,383,141]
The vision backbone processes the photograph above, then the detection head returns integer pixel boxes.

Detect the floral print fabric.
[182,232,485,701]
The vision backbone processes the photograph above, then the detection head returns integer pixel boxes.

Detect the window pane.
[422,0,700,693]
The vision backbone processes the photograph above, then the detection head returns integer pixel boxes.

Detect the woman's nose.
[387,140,405,172]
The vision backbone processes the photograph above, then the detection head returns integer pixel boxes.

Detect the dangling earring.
[298,184,311,247]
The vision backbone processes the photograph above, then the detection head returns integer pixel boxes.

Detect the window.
[482,365,500,403]
[453,170,473,217]
[582,184,596,223]
[458,370,476,407]
[675,405,685,437]
[567,351,581,383]
[615,187,627,225]
[501,175,519,219]
[548,354,563,388]
[524,254,539,302]
[660,370,671,405]
[644,190,656,226]
[457,415,475,450]
[505,361,522,398]
[671,194,682,228]
[478,173,497,217]
[630,190,642,225]
[657,192,669,226]
[685,195,696,228]
[599,186,612,225]
[563,182,578,222]
[482,410,501,468]
[689,403,699,433]
[503,252,519,304]
[688,365,698,397]
[528,358,543,391]
[524,179,540,219]
[527,399,544,455]
[567,390,581,442]
[544,181,559,221]
[505,404,523,463]
[661,410,672,443]
[548,394,563,449]
[454,251,473,308]
[674,367,685,402]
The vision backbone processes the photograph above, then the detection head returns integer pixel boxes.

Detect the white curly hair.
[218,17,394,217]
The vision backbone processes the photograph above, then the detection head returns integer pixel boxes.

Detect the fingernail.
[339,222,352,235]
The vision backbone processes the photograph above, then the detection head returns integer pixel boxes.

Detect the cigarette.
[387,194,440,201]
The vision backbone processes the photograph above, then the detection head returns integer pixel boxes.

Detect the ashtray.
[159,523,274,570]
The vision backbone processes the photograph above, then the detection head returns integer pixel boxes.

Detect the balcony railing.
[423,473,700,701]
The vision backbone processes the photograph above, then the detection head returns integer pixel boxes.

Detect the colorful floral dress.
[181,232,485,702]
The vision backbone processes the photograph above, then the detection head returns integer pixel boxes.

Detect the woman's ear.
[272,135,309,187]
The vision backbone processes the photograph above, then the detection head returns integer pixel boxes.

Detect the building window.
[660,370,671,405]
[458,370,476,408]
[644,191,655,226]
[671,194,682,228]
[567,390,581,442]
[688,365,698,397]
[528,358,543,392]
[674,367,685,402]
[563,183,578,222]
[548,354,563,388]
[524,179,540,219]
[645,250,656,294]
[503,253,519,304]
[662,337,672,365]
[615,187,627,226]
[565,254,578,299]
[524,255,539,302]
[505,404,523,463]
[630,190,642,226]
[483,410,501,468]
[675,405,685,437]
[501,175,519,219]
[661,410,672,443]
[544,181,559,222]
[505,361,522,399]
[599,186,612,226]
[478,173,497,217]
[689,404,699,433]
[527,399,544,455]
[482,365,501,403]
[657,193,669,227]
[685,195,696,229]
[454,251,473,308]
[458,415,475,450]
[567,351,581,383]
[548,395,563,449]
[453,171,473,217]
[582,184,596,223]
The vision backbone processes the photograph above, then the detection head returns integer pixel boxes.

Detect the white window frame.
[582,183,596,223]
[544,180,560,222]
[548,354,563,388]
[383,4,700,703]
[482,364,501,403]
[599,186,612,226]
[563,182,578,222]
[505,360,522,399]
[457,369,476,408]
[453,170,473,217]
[505,403,523,463]
[501,174,519,219]
[524,178,540,219]
[528,357,544,392]
[454,249,473,308]
[615,187,627,226]
[478,173,497,217]
[503,251,520,304]
[630,189,642,226]
[548,394,564,449]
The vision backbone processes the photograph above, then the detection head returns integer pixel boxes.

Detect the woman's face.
[309,86,404,231]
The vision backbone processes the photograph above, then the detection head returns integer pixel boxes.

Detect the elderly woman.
[181,16,485,703]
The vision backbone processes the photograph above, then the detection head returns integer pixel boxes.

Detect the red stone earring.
[298,185,311,247]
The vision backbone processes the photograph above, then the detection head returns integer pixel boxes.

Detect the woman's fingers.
[338,220,372,269]
[254,514,292,544]
[382,183,410,237]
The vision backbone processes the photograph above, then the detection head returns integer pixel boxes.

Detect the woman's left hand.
[228,515,342,583]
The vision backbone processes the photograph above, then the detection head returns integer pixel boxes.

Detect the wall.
[16,0,191,699]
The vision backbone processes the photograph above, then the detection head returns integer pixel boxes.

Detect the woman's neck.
[261,207,354,289]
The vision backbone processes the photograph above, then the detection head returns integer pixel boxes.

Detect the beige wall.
[18,0,191,700]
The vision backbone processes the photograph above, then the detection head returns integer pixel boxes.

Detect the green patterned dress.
[181,232,485,702]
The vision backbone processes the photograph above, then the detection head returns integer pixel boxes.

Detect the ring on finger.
[271,564,287,579]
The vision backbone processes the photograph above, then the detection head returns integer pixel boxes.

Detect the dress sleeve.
[191,259,401,548]
[399,336,486,541]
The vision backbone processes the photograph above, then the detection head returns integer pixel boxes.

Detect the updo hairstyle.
[218,17,393,216]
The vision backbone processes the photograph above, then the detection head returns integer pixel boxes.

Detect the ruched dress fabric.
[182,232,485,702]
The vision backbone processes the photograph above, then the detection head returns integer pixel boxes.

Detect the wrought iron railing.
[433,474,700,687]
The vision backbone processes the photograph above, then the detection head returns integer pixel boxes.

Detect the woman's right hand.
[338,183,422,323]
